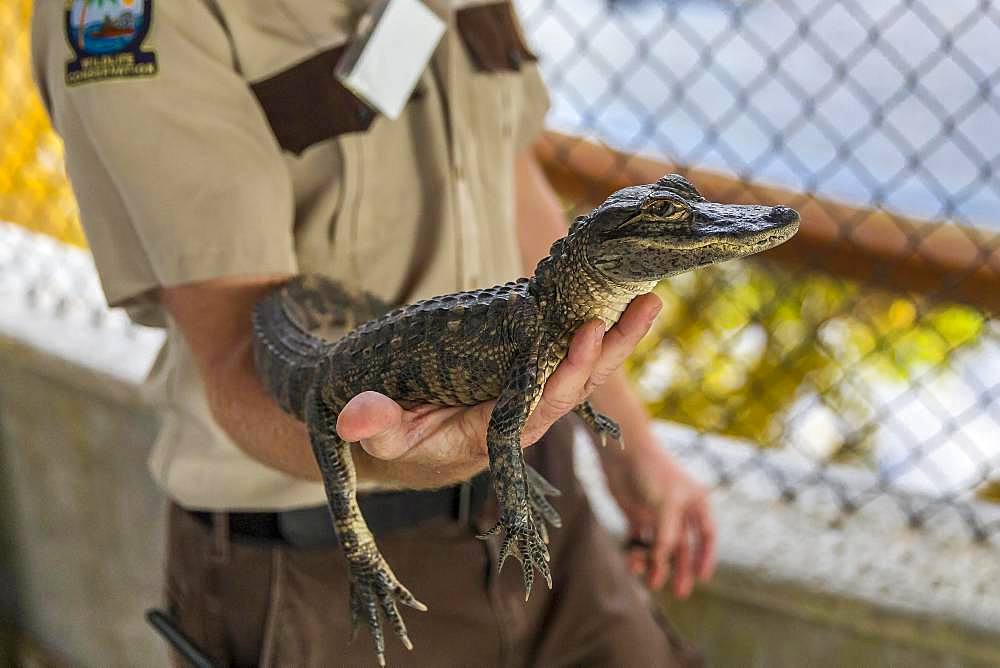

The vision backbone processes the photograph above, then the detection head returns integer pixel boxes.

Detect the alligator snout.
[692,202,797,235]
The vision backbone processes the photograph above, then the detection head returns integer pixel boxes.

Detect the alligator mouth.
[667,227,797,253]
[702,224,800,256]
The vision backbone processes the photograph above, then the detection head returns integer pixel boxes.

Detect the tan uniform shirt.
[32,0,549,510]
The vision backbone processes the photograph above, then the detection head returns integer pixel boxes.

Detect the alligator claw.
[574,403,624,449]
[347,557,427,665]
[526,465,562,533]
[594,414,623,449]
[489,510,552,599]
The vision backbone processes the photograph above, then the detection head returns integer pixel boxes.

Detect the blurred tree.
[1,0,84,246]
[626,260,984,467]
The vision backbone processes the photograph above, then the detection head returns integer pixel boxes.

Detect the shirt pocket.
[333,76,451,304]
[250,45,377,155]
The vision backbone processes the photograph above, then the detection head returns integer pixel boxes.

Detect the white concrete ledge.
[0,222,163,385]
[576,421,1000,665]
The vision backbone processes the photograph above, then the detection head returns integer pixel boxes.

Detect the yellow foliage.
[626,262,986,465]
[0,0,85,246]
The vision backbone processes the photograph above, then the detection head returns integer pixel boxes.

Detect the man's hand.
[597,429,716,598]
[340,293,663,489]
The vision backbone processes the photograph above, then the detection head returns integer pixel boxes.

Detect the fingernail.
[592,323,605,347]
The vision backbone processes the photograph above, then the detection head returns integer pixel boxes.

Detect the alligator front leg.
[305,390,426,666]
[574,400,624,448]
[477,354,556,600]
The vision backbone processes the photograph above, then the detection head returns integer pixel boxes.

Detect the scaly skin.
[251,174,800,664]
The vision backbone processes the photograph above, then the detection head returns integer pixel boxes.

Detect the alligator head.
[570,173,800,283]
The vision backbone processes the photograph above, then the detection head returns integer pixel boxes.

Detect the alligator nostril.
[770,206,799,223]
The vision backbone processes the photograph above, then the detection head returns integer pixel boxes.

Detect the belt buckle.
[457,481,472,527]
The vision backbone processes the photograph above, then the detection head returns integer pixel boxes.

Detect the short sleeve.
[32,1,297,325]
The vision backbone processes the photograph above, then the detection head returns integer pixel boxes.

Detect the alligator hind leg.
[574,400,624,448]
[305,390,426,666]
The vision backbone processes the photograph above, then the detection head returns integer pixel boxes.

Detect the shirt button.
[508,49,523,69]
[357,106,374,124]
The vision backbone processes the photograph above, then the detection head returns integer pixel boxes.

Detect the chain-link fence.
[515,0,1000,538]
[2,2,1000,537]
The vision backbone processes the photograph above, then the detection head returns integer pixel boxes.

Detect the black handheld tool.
[145,609,215,668]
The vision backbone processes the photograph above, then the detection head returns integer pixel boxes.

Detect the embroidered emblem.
[65,0,157,86]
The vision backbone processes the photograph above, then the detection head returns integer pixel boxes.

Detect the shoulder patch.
[64,0,157,86]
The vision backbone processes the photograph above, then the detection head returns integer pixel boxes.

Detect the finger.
[693,500,717,581]
[586,293,662,392]
[524,321,604,438]
[649,502,683,590]
[671,518,695,599]
[337,391,410,460]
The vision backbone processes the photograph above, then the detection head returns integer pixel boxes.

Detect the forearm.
[162,277,322,481]
[589,371,681,484]
[204,335,321,481]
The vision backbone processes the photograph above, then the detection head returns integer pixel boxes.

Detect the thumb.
[336,391,410,460]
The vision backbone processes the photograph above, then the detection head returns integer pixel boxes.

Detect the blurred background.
[2,0,999,665]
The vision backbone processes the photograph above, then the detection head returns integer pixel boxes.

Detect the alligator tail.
[251,274,391,421]
[252,285,329,421]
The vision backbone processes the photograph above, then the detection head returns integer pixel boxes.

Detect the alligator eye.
[642,197,677,215]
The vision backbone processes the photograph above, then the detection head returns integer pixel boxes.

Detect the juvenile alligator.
[252,174,799,664]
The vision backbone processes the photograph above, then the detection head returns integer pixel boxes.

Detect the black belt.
[188,471,491,548]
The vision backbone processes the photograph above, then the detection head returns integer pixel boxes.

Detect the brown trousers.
[164,421,702,667]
